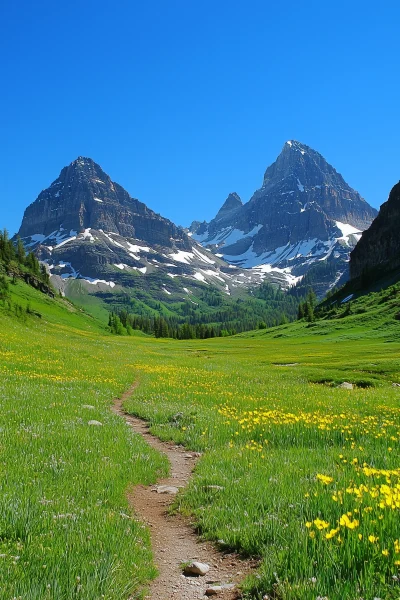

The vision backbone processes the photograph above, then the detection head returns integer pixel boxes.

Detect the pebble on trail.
[183,561,210,576]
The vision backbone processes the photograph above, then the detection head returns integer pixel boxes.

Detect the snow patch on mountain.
[84,277,116,288]
[193,224,263,247]
[55,234,77,249]
[168,250,194,264]
[192,247,215,264]
[126,242,151,253]
[82,228,94,242]
[193,271,207,283]
[335,221,362,242]
[25,234,46,246]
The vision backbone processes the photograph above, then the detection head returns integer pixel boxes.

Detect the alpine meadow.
[0,261,399,598]
[2,3,400,599]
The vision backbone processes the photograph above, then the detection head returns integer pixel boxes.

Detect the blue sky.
[1,0,399,235]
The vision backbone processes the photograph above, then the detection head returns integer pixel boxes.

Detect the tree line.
[0,229,50,286]
[108,282,304,338]
[0,229,54,320]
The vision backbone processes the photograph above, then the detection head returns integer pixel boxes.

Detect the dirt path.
[112,384,256,600]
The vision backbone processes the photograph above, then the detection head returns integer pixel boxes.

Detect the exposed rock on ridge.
[214,192,243,221]
[350,182,400,280]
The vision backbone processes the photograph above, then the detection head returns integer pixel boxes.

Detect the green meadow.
[0,279,399,599]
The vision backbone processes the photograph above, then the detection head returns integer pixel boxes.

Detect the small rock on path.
[183,561,210,576]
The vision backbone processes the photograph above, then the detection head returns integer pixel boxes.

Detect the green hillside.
[0,272,399,599]
[64,276,302,337]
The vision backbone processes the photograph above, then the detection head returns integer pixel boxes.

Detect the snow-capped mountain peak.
[190,141,377,294]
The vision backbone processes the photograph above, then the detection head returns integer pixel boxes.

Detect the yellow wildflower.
[368,535,379,543]
[316,474,334,485]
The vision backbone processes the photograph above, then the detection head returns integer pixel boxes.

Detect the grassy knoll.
[1,278,399,599]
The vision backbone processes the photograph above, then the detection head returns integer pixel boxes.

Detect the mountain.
[190,141,377,294]
[18,157,277,300]
[18,157,190,246]
[350,181,400,281]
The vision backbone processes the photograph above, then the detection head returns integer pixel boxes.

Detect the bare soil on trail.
[112,384,257,600]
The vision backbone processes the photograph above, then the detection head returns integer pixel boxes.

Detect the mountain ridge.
[16,145,380,302]
[17,157,285,299]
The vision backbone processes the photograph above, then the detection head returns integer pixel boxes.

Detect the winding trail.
[112,384,256,600]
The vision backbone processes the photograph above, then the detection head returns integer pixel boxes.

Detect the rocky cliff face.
[191,141,377,292]
[350,182,400,280]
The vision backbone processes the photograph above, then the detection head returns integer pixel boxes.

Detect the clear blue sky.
[1,0,399,236]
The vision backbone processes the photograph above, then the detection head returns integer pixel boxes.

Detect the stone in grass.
[88,420,103,426]
[155,485,179,494]
[183,561,210,576]
[206,583,235,595]
[82,404,95,409]
[337,382,353,389]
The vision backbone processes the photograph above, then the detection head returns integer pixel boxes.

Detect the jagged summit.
[284,139,309,151]
[275,140,313,159]
[214,192,243,221]
[261,141,363,211]
[58,156,108,182]
[73,156,95,163]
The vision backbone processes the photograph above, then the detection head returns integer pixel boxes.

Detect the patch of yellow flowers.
[218,404,400,442]
[306,469,400,568]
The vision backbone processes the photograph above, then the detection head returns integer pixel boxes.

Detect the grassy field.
[0,279,399,599]
[0,282,168,599]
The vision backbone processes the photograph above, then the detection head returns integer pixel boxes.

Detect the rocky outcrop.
[350,182,400,280]
[213,192,243,221]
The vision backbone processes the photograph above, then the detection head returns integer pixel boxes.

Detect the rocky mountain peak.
[190,140,378,294]
[73,156,95,165]
[55,156,112,190]
[18,157,190,249]
[253,140,377,230]
[214,192,243,221]
[262,140,343,190]
[283,139,310,153]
